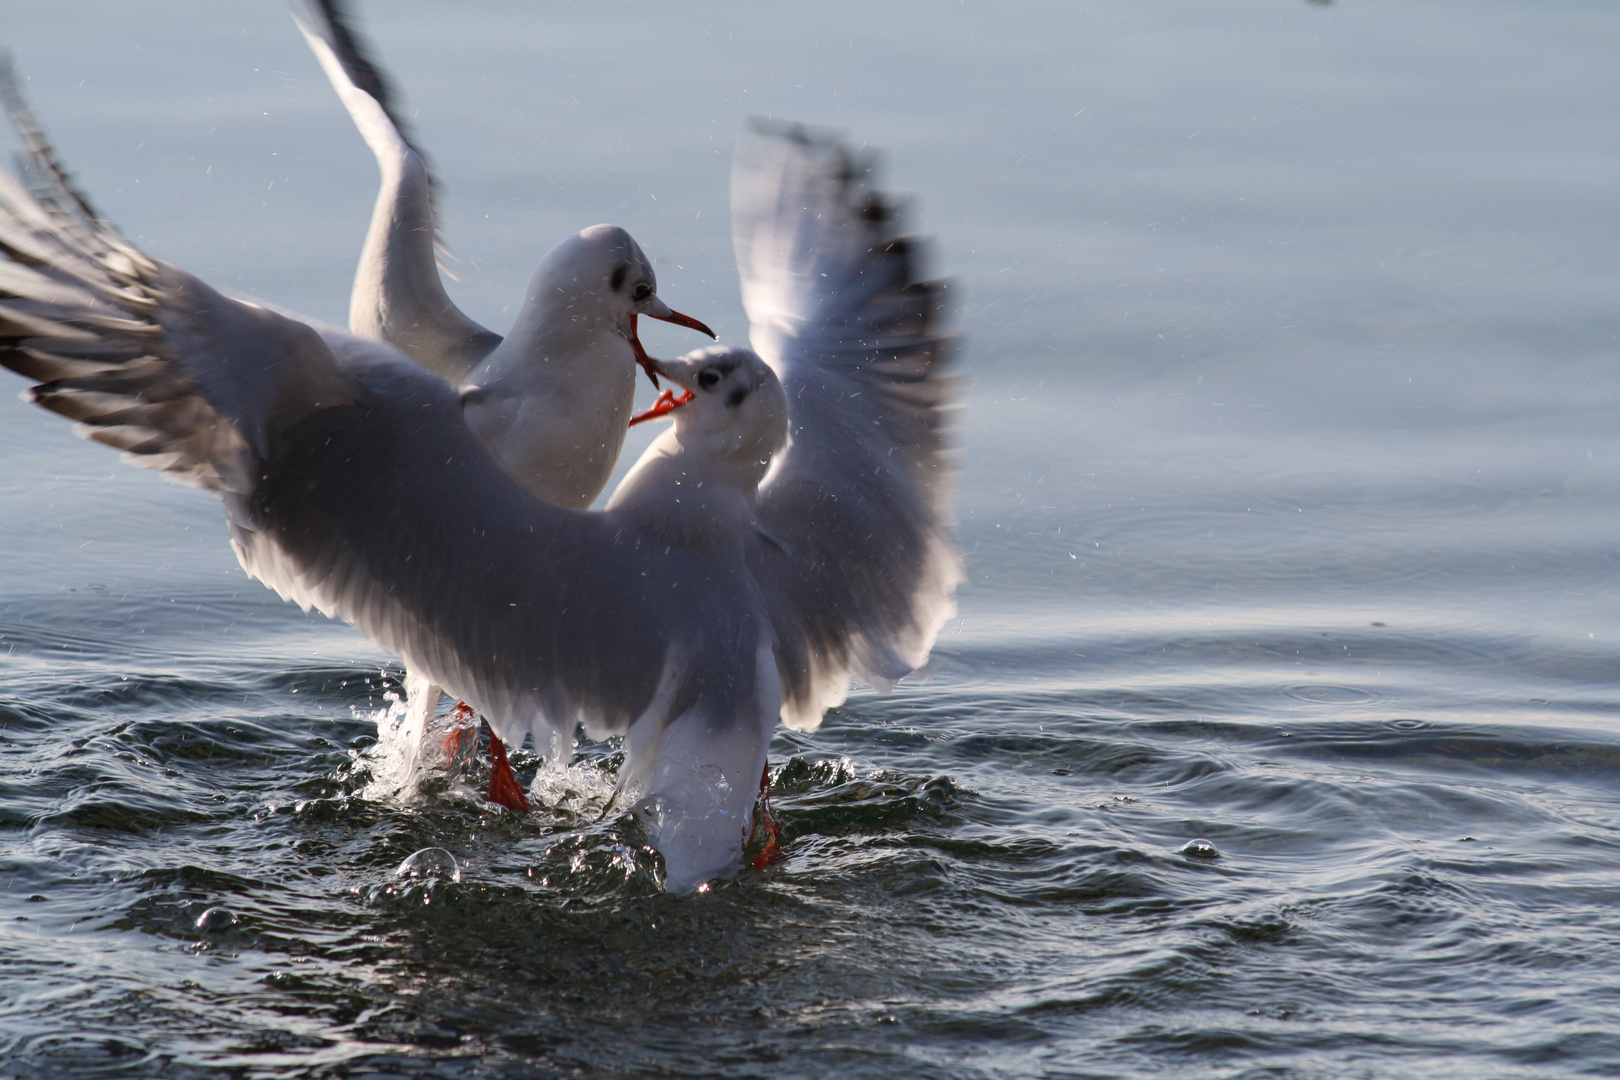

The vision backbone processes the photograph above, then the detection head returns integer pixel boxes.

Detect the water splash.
[359,673,480,804]
[526,736,618,823]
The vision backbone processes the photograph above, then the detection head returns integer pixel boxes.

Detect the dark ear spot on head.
[610,264,628,292]
[727,386,748,408]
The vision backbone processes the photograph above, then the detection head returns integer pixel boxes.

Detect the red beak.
[628,308,717,389]
[629,315,660,388]
[628,353,695,427]
[645,307,716,339]
[628,386,695,427]
[625,310,716,390]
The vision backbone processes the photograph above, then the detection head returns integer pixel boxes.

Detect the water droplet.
[1181,839,1220,859]
[396,847,461,883]
[195,906,238,931]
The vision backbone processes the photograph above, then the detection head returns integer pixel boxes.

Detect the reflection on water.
[4,1,1620,1077]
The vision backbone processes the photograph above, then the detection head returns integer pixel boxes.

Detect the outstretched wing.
[291,0,502,382]
[733,124,961,730]
[0,104,703,756]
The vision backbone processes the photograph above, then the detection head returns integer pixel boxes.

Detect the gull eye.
[632,282,653,302]
[697,370,721,390]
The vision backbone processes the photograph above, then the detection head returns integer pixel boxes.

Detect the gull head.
[650,346,789,487]
[532,224,714,384]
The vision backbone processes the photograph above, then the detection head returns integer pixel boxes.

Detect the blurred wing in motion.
[291,0,502,381]
[0,52,108,238]
[732,124,961,730]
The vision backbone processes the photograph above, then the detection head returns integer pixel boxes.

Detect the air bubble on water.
[396,847,461,883]
[195,906,238,931]
[1181,838,1220,859]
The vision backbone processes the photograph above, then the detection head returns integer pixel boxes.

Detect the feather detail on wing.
[291,0,502,381]
[0,72,257,497]
[733,123,961,731]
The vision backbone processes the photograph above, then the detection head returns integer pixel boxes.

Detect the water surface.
[3,3,1620,1077]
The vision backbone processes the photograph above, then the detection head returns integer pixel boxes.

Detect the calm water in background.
[3,3,1620,1077]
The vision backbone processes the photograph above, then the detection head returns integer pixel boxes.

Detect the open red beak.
[645,307,716,339]
[628,385,694,427]
[628,306,716,389]
[628,355,695,427]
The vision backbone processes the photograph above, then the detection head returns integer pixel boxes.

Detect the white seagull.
[294,0,719,797]
[0,61,959,891]
[291,0,717,502]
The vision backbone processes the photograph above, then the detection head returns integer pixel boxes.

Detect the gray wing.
[732,124,961,731]
[291,0,502,381]
[0,114,706,754]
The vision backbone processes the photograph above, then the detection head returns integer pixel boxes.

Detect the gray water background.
[2,2,1620,1077]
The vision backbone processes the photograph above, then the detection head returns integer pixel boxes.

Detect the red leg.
[486,730,531,813]
[748,762,784,869]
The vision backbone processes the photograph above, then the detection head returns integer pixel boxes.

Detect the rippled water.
[4,2,1620,1077]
